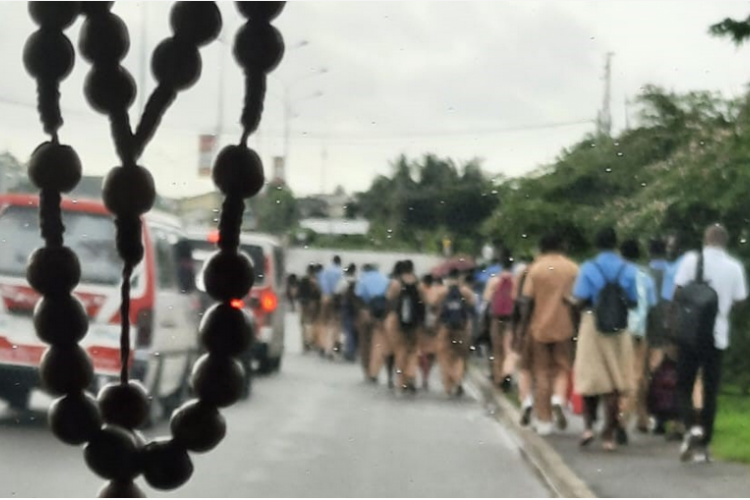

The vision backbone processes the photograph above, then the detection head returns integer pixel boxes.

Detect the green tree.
[252,180,299,236]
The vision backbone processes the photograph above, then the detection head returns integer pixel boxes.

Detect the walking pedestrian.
[317,256,344,358]
[620,239,658,434]
[484,252,516,392]
[434,268,476,397]
[673,224,747,463]
[336,264,360,362]
[354,264,390,381]
[571,227,637,451]
[298,264,322,352]
[386,259,424,393]
[517,233,579,435]
[418,273,441,390]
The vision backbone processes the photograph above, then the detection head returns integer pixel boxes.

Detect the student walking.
[434,268,476,397]
[518,233,579,435]
[572,227,637,451]
[673,224,747,463]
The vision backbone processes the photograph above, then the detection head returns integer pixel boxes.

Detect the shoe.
[579,430,595,448]
[680,427,704,463]
[367,376,378,384]
[520,405,532,427]
[636,423,649,434]
[500,377,513,394]
[693,446,712,463]
[615,426,629,446]
[653,421,667,435]
[535,420,554,436]
[455,385,465,398]
[552,404,567,431]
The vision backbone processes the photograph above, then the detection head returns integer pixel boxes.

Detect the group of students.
[292,256,482,397]
[289,221,746,464]
[479,223,746,463]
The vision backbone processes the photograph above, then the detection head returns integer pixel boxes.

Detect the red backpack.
[491,273,514,318]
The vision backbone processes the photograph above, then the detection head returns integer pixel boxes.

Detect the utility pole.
[596,52,614,137]
[624,95,631,130]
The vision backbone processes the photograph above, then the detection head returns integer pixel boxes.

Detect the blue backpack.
[441,285,468,329]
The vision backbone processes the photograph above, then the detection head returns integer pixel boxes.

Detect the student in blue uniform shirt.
[571,227,637,452]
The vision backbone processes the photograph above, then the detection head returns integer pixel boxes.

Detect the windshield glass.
[0,204,120,285]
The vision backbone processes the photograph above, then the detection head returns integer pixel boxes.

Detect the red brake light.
[230,299,245,310]
[260,290,278,313]
[207,229,220,244]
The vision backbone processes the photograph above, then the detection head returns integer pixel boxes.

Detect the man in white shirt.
[673,224,747,462]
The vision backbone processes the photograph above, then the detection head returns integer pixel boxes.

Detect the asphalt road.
[0,313,548,498]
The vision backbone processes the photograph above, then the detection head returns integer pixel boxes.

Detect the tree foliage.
[357,154,500,255]
[251,180,299,236]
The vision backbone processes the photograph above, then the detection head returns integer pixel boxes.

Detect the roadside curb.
[466,365,597,498]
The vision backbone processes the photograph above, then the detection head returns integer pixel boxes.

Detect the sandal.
[579,430,595,448]
[602,440,617,452]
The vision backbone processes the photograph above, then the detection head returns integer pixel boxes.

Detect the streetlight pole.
[278,67,328,176]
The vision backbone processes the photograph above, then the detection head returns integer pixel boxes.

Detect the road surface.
[0,313,548,497]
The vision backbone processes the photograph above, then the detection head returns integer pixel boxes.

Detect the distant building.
[299,218,370,236]
[298,186,353,219]
[177,191,257,230]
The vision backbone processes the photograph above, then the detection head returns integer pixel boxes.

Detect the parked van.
[0,194,200,417]
[189,229,285,374]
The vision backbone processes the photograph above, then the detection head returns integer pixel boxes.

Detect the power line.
[1,96,593,143]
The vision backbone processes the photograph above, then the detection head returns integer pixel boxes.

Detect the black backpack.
[674,252,718,349]
[397,281,424,331]
[441,285,468,330]
[593,262,629,334]
[369,295,388,321]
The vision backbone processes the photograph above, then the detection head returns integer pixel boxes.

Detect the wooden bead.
[48,392,102,445]
[170,399,226,453]
[191,354,245,408]
[84,66,136,115]
[27,142,82,193]
[236,2,286,21]
[98,381,150,430]
[233,21,284,73]
[28,2,80,29]
[170,2,222,46]
[200,303,253,357]
[151,37,202,91]
[27,246,81,296]
[23,29,75,81]
[202,250,254,302]
[80,2,113,16]
[79,13,130,64]
[84,425,141,481]
[40,345,93,395]
[212,145,264,198]
[142,439,193,491]
[97,480,145,498]
[33,295,89,346]
[101,166,156,216]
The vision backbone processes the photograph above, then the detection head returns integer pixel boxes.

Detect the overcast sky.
[2,1,750,199]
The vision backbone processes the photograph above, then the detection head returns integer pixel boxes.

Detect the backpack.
[441,285,469,330]
[593,262,629,334]
[511,269,533,328]
[298,277,313,304]
[491,274,515,318]
[369,295,388,321]
[646,266,673,346]
[674,252,719,349]
[397,281,424,331]
[647,357,679,419]
[342,281,358,315]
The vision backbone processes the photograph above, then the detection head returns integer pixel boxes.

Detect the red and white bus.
[0,194,200,417]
